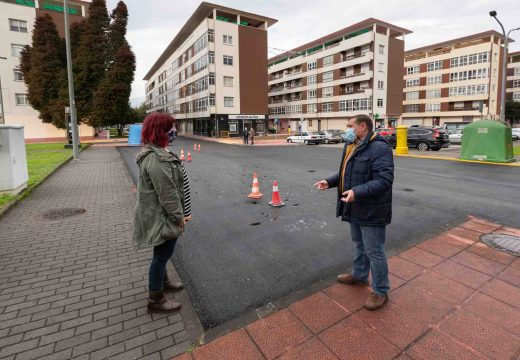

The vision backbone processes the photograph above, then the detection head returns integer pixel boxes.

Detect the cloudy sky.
[104,0,520,106]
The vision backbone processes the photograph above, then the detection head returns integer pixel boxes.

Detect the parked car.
[286,131,324,145]
[448,128,464,144]
[512,128,520,141]
[387,127,450,151]
[317,130,342,144]
[375,128,395,137]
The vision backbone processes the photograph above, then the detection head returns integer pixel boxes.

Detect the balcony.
[341,52,369,62]
[339,88,368,96]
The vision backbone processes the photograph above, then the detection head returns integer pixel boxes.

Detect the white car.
[286,131,324,145]
[512,128,520,141]
[448,128,464,144]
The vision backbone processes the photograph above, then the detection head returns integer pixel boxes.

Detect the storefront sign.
[228,115,266,120]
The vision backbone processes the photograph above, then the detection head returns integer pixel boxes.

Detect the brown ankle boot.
[364,292,388,311]
[337,274,369,286]
[163,272,184,292]
[147,291,181,313]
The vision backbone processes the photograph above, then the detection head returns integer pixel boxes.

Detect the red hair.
[141,112,175,147]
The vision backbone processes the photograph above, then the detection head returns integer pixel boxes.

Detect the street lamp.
[0,56,6,125]
[489,10,520,123]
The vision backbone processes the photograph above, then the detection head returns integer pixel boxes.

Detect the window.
[406,91,419,100]
[378,62,384,72]
[209,73,215,85]
[322,71,333,82]
[449,68,488,82]
[450,52,488,67]
[379,45,385,55]
[514,67,520,76]
[322,102,333,112]
[323,55,334,67]
[427,75,442,85]
[377,99,384,107]
[15,94,29,106]
[449,84,488,96]
[13,69,24,81]
[223,76,234,87]
[425,103,440,112]
[513,80,520,88]
[208,51,215,64]
[11,44,25,57]
[322,86,333,97]
[406,78,420,87]
[426,89,441,98]
[427,60,442,72]
[307,103,317,113]
[307,60,317,71]
[223,34,233,45]
[9,19,27,33]
[513,92,520,101]
[223,55,233,66]
[338,98,371,111]
[378,81,384,90]
[224,97,234,107]
[207,29,214,42]
[194,32,208,54]
[407,65,420,74]
[405,104,419,113]
[307,74,317,85]
[308,89,316,99]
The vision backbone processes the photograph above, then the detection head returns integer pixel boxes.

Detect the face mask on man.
[343,128,357,143]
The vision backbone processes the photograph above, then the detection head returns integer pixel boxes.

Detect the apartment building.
[143,2,276,138]
[0,0,93,141]
[267,18,411,133]
[506,50,520,105]
[401,31,507,129]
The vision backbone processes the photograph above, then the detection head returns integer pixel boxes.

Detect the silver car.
[317,130,343,144]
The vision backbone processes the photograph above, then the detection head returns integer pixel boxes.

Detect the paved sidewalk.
[0,146,197,360]
[179,134,295,146]
[173,217,520,360]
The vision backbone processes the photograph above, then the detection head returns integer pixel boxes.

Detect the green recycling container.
[460,120,514,163]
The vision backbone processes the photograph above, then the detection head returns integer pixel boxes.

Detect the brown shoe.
[364,292,388,311]
[147,291,181,313]
[337,274,369,286]
[163,272,184,292]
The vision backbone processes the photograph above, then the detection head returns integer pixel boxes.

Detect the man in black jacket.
[314,114,394,310]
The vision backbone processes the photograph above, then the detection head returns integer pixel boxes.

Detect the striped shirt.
[181,164,192,217]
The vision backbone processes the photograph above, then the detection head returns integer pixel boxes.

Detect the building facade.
[267,19,411,133]
[0,0,93,142]
[401,31,506,129]
[143,2,276,138]
[506,51,520,101]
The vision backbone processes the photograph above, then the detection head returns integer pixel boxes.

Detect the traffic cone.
[186,152,192,162]
[194,143,197,151]
[248,172,263,199]
[269,181,285,207]
[198,144,201,151]
[180,149,185,161]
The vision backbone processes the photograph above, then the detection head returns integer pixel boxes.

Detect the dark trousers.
[149,239,177,291]
[244,136,249,144]
[250,137,254,145]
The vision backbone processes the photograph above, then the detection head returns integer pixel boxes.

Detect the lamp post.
[489,10,520,123]
[0,56,6,125]
[64,0,79,160]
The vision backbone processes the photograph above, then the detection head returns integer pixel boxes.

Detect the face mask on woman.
[167,129,175,144]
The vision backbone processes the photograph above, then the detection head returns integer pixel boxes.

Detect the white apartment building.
[0,0,93,142]
[267,18,411,133]
[401,31,507,129]
[143,2,276,138]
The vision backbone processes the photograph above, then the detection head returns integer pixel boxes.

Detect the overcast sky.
[104,0,520,106]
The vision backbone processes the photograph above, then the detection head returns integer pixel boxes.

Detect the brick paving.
[0,146,193,360]
[173,217,520,360]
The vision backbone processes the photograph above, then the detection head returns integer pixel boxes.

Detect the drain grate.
[39,208,86,221]
[481,234,520,256]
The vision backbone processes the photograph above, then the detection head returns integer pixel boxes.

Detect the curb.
[0,144,91,218]
[395,153,520,167]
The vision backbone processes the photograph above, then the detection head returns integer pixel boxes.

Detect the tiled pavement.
[0,146,195,360]
[174,217,520,360]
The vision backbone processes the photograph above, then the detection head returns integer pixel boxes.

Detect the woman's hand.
[184,215,192,223]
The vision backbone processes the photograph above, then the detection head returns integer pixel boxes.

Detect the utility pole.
[0,56,7,125]
[64,0,80,160]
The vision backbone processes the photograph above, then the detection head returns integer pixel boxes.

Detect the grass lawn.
[109,128,128,138]
[0,143,88,211]
[514,145,520,156]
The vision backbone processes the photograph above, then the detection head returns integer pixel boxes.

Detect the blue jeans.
[350,223,389,296]
[149,239,177,291]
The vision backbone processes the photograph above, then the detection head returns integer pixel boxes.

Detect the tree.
[90,43,135,133]
[505,101,520,126]
[73,0,110,123]
[129,102,147,124]
[109,1,129,62]
[20,14,67,128]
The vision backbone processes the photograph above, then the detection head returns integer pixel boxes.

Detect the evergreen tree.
[109,1,129,62]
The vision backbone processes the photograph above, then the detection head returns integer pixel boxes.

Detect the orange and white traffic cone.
[186,152,192,162]
[248,172,263,199]
[194,143,197,151]
[198,144,201,151]
[269,181,285,207]
[180,149,185,161]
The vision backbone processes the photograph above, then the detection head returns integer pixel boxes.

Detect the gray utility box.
[0,125,28,195]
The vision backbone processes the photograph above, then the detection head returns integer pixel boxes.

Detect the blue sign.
[128,124,142,145]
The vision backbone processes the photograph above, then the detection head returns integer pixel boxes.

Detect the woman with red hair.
[133,112,185,313]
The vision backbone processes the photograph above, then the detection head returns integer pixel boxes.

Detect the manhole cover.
[481,234,520,256]
[39,208,86,221]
